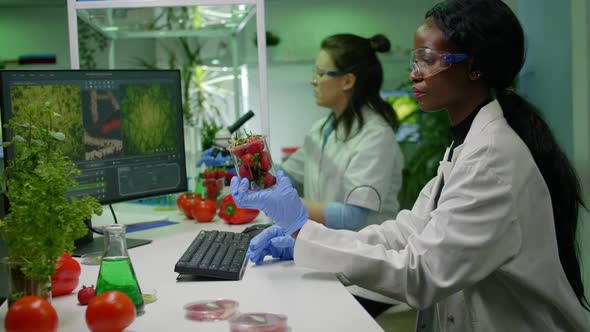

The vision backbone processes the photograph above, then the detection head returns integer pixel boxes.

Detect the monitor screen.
[0,70,188,205]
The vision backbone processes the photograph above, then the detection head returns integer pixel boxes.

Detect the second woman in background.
[278,33,404,316]
[281,33,403,232]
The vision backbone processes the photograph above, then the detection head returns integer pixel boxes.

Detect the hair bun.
[369,34,391,53]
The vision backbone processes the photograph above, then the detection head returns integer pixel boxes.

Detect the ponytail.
[496,89,590,311]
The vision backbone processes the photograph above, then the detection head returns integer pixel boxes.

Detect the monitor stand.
[72,219,152,257]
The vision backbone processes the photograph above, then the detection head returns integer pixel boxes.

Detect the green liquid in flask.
[96,256,144,312]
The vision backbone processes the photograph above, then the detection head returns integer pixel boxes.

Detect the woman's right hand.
[246,225,295,265]
[230,171,308,234]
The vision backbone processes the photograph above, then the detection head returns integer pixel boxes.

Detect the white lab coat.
[294,100,589,331]
[282,106,403,226]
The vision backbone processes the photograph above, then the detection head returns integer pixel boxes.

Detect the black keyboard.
[174,230,251,280]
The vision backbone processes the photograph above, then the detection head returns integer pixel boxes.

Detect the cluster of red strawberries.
[202,168,225,200]
[229,135,276,189]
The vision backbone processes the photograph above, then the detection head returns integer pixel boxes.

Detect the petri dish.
[80,252,102,265]
[229,312,288,332]
[184,299,239,321]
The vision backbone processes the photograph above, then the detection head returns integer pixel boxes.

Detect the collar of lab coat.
[440,99,503,179]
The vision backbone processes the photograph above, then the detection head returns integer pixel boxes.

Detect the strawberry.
[246,137,264,154]
[215,169,225,179]
[238,164,252,179]
[262,173,276,188]
[241,153,256,168]
[203,170,216,179]
[259,152,272,172]
[77,285,95,305]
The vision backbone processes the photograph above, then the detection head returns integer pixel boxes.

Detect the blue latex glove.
[246,225,295,265]
[196,147,230,167]
[230,171,308,235]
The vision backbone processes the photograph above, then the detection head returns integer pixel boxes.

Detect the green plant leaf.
[49,131,65,141]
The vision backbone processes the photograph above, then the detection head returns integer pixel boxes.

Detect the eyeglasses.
[410,48,469,78]
[311,66,345,81]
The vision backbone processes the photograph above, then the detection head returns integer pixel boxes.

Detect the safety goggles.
[410,48,469,78]
[311,66,345,81]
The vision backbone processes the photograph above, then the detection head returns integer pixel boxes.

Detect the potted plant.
[0,101,102,304]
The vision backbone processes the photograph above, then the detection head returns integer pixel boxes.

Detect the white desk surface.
[0,203,384,332]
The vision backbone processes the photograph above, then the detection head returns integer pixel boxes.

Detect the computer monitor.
[0,70,188,255]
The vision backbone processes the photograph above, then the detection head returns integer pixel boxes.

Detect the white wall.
[242,0,438,160]
[0,6,71,69]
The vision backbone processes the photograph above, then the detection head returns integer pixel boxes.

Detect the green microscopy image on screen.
[9,85,85,161]
[119,84,178,156]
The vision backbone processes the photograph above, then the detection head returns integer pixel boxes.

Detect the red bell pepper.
[51,252,81,297]
[219,194,259,224]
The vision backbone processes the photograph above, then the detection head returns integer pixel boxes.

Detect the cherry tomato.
[51,252,81,297]
[86,291,135,332]
[5,296,58,332]
[191,199,217,223]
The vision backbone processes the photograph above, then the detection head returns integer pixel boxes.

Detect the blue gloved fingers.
[230,176,240,198]
[248,225,284,251]
[276,170,292,188]
[247,247,270,265]
[269,236,295,260]
[230,176,252,207]
[270,235,295,249]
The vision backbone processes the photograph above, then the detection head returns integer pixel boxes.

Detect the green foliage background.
[389,95,451,210]
[120,84,179,155]
[10,85,85,160]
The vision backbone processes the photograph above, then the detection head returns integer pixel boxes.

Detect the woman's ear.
[341,73,356,91]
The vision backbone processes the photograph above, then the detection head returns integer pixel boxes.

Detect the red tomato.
[86,291,135,332]
[5,296,58,332]
[51,252,81,297]
[176,193,189,209]
[180,193,201,219]
[191,199,217,223]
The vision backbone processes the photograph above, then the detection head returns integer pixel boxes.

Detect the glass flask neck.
[103,224,129,257]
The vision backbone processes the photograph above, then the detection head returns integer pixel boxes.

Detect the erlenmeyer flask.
[95,224,144,312]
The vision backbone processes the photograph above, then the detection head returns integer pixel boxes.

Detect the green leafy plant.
[389,86,451,210]
[200,120,222,151]
[0,101,103,284]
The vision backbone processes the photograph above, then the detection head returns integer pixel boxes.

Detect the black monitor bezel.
[0,69,188,205]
